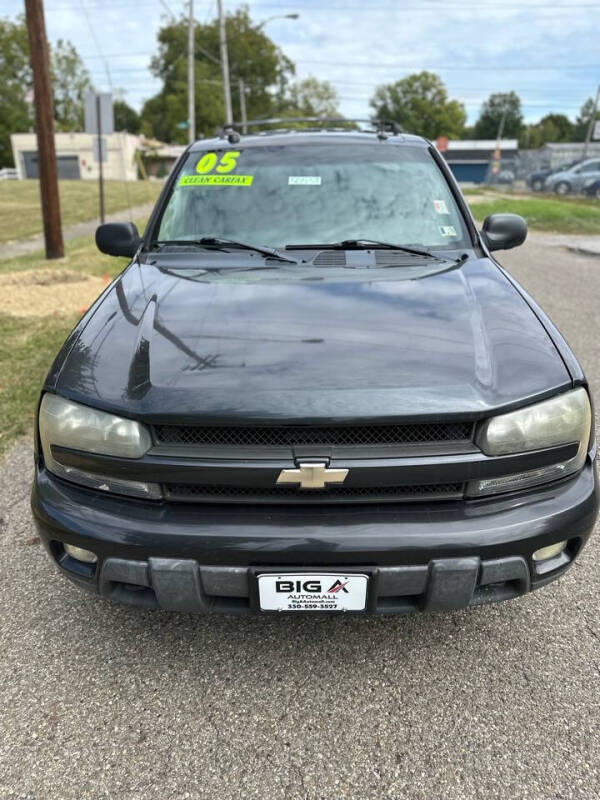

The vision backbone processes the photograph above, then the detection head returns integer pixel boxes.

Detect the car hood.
[50,256,571,423]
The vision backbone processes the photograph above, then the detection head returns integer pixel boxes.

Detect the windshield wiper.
[153,237,298,264]
[285,239,439,260]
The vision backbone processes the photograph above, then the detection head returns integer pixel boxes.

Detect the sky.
[2,0,599,126]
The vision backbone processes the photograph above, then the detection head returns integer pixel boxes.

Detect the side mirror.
[96,222,141,258]
[481,214,527,252]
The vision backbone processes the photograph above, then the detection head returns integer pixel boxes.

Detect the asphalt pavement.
[0,235,599,800]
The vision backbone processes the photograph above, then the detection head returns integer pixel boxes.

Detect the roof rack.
[218,117,404,141]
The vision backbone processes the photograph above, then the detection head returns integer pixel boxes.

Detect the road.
[0,236,599,800]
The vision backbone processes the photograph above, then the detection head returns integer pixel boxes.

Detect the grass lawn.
[0,179,162,244]
[467,192,600,234]
[0,229,133,279]
[0,230,134,457]
[0,312,77,457]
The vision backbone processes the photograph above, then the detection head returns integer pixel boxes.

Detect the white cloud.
[4,0,599,124]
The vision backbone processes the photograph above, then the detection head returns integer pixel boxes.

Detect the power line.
[78,0,113,87]
[294,59,600,71]
[78,0,133,217]
[84,61,600,73]
[44,1,600,8]
[99,74,597,95]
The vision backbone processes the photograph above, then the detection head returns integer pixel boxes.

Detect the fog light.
[63,543,97,564]
[532,540,567,562]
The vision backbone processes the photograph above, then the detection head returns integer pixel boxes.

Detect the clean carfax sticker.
[179,174,253,187]
[439,225,457,237]
[433,199,449,214]
[288,176,322,185]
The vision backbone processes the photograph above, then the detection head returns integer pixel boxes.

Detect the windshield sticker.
[439,225,457,237]
[433,199,449,214]
[196,150,240,174]
[179,174,253,187]
[288,176,322,185]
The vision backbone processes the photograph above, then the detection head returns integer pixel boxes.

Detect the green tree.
[0,16,31,166]
[51,39,91,131]
[473,91,523,139]
[573,97,600,141]
[281,77,339,117]
[114,99,141,134]
[519,113,574,149]
[141,7,294,142]
[0,15,92,164]
[369,71,466,139]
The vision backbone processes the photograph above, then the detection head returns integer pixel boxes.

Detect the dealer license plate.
[257,573,368,612]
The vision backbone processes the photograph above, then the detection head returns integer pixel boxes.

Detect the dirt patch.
[0,269,107,316]
[465,191,529,205]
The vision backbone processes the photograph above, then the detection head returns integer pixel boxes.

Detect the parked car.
[526,160,581,192]
[582,178,600,199]
[31,124,598,615]
[545,158,600,195]
[490,168,516,185]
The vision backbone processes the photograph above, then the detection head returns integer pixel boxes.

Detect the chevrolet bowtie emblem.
[277,462,349,490]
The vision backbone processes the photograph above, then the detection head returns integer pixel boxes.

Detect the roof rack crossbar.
[218,117,404,136]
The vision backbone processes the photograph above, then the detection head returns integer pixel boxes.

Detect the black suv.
[32,123,598,614]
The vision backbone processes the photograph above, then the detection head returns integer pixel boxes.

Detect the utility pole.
[496,107,508,145]
[24,0,64,259]
[96,94,105,223]
[583,84,600,159]
[238,78,247,133]
[187,0,195,143]
[217,0,233,125]
[487,107,508,184]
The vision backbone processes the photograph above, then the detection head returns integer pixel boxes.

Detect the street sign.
[593,120,600,141]
[84,92,114,135]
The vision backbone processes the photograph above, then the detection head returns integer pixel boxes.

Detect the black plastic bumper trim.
[89,554,536,614]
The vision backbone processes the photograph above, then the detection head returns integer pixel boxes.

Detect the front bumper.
[32,461,598,614]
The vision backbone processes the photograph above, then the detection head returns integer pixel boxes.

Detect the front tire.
[531,178,544,192]
[554,181,571,196]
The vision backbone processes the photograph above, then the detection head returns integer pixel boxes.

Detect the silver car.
[545,158,600,195]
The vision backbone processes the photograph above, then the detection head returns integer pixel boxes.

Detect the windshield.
[154,142,470,250]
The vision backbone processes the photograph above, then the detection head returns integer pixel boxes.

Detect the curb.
[565,245,600,258]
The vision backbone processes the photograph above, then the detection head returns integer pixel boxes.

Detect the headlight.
[468,388,591,497]
[39,393,161,499]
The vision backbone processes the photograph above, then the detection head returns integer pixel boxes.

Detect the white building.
[539,142,600,169]
[10,131,141,181]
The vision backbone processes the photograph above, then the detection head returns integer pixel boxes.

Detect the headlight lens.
[39,393,160,499]
[477,387,591,455]
[468,388,592,497]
